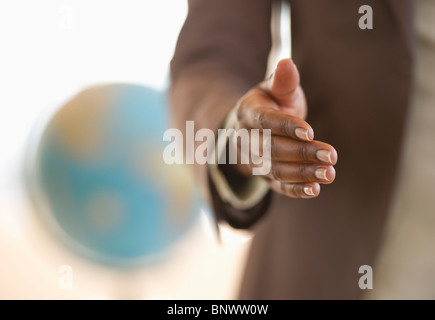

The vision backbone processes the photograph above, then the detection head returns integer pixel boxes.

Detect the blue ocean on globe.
[34,84,200,265]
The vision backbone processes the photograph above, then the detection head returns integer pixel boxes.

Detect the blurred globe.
[30,84,200,265]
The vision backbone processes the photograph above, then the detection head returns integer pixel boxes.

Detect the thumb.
[264,59,306,118]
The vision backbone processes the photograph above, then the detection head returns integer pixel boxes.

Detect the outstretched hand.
[231,59,338,198]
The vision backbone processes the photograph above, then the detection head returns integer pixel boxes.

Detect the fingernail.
[278,58,292,68]
[304,186,315,196]
[316,150,332,164]
[295,128,311,141]
[315,168,329,181]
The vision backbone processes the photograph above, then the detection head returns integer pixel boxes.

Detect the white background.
[0,0,250,299]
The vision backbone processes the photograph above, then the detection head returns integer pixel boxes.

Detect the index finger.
[238,101,314,141]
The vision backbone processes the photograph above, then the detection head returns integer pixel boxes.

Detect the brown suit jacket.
[170,0,414,299]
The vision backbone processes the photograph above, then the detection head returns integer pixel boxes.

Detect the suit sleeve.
[170,0,274,229]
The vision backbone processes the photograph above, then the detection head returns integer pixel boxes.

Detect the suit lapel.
[387,0,414,51]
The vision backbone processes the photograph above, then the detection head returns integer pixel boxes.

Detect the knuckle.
[279,118,292,136]
[276,181,293,197]
[296,184,310,198]
[270,161,281,180]
[255,109,267,130]
[298,165,309,181]
[292,184,301,197]
[270,136,278,158]
[285,184,299,198]
[297,144,309,162]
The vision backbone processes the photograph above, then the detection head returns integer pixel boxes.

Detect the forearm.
[169,0,274,229]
